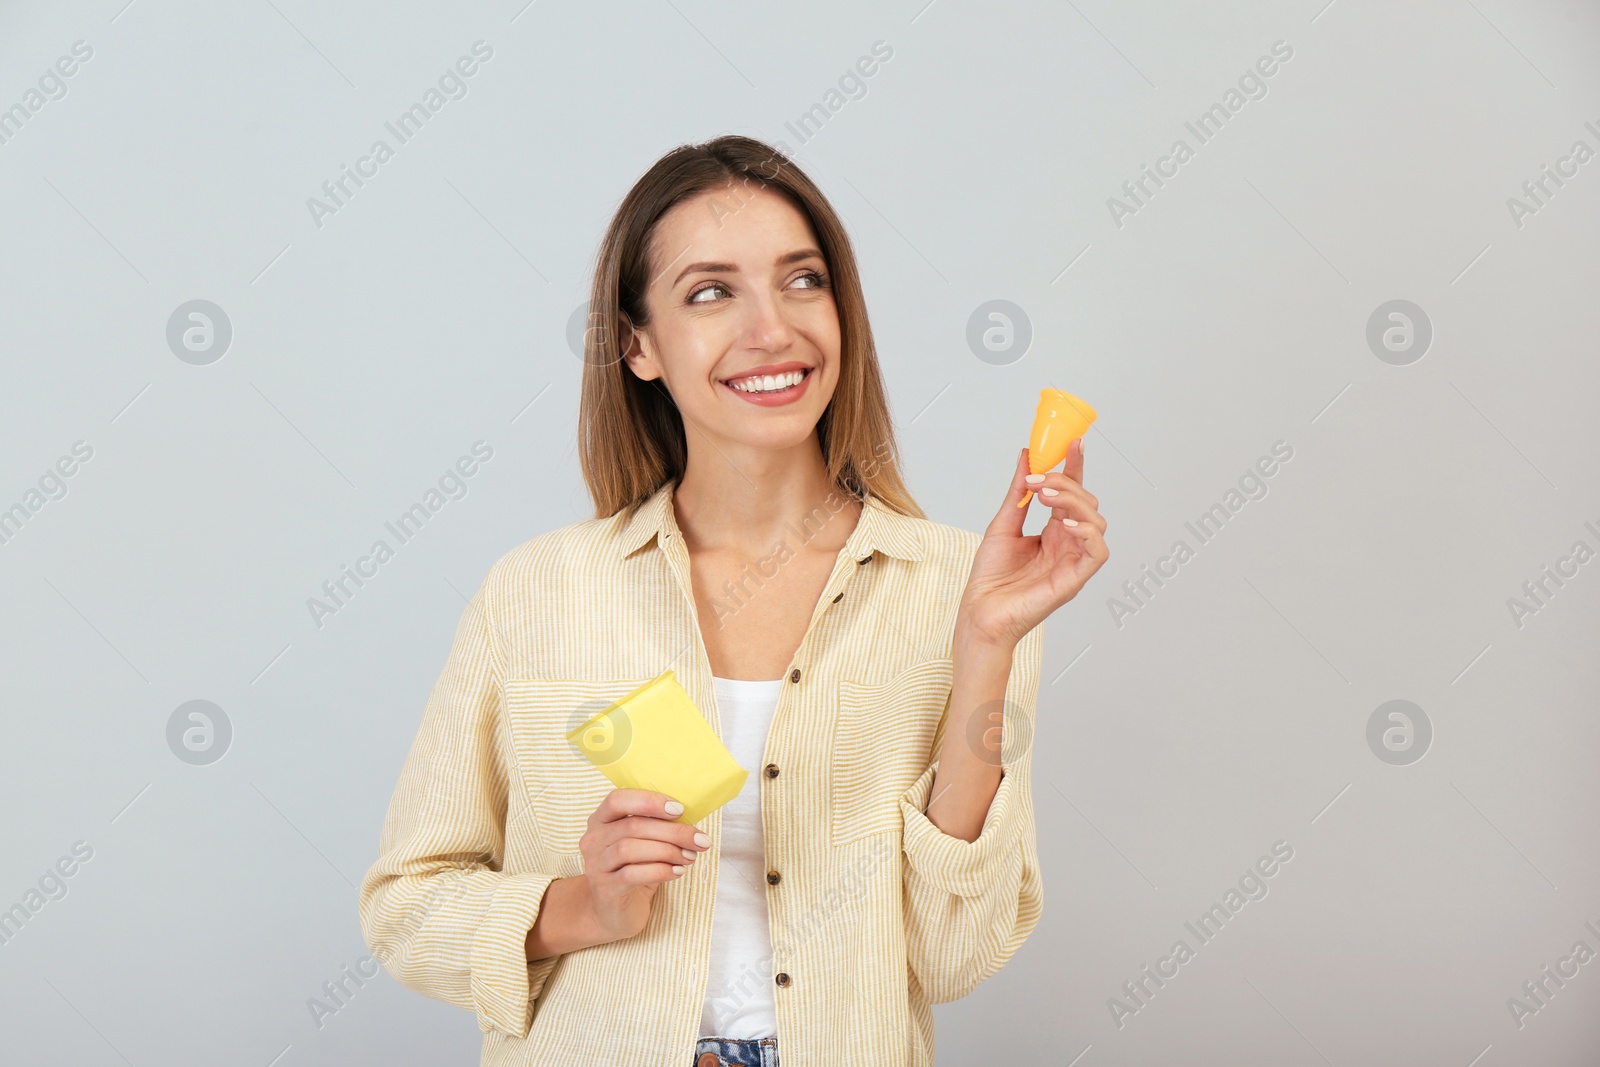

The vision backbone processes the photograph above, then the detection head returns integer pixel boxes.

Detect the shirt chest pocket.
[831,657,954,847]
[504,678,657,854]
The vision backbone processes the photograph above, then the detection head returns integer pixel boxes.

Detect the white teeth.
[729,370,805,393]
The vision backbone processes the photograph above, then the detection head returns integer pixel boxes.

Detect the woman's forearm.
[524,874,608,961]
[925,630,1016,842]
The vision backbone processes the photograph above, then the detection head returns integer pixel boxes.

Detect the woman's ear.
[621,316,659,381]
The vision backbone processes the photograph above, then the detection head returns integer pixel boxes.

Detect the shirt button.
[831,592,843,603]
[857,554,871,565]
[766,870,781,885]
[775,972,791,987]
[789,667,800,683]
[764,763,779,778]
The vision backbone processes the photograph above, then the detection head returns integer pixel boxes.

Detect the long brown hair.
[577,134,924,522]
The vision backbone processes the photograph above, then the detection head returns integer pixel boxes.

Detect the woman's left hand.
[956,438,1110,648]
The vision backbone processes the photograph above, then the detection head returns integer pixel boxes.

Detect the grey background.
[2,0,1598,1063]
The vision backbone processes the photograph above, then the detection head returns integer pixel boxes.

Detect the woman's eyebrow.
[670,248,825,288]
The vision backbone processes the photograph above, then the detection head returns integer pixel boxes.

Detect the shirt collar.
[615,479,925,563]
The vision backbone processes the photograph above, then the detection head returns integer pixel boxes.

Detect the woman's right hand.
[579,789,711,943]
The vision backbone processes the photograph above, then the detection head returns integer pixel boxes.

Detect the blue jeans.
[693,1036,779,1067]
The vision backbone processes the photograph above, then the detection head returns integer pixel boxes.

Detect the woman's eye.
[688,282,730,304]
[792,270,828,290]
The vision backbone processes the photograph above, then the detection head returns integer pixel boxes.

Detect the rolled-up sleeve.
[898,623,1045,1004]
[357,573,560,1039]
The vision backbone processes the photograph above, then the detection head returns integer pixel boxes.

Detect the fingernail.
[682,847,696,860]
[665,800,685,816]
[694,832,711,848]
[1041,487,1058,497]
[672,865,686,875]
[1024,474,1045,484]
[1062,517,1079,526]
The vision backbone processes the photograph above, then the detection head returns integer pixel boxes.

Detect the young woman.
[358,135,1108,1067]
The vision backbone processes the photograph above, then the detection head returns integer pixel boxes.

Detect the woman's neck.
[672,456,859,557]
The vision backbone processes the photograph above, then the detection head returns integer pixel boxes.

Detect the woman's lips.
[721,367,813,407]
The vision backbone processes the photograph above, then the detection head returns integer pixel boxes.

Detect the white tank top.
[698,675,784,1039]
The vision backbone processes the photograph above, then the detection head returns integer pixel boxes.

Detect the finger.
[1032,472,1100,519]
[595,835,702,877]
[608,814,712,854]
[995,447,1033,533]
[594,788,685,826]
[619,862,687,885]
[1063,435,1086,485]
[1027,470,1098,510]
[1053,512,1111,566]
[608,859,686,886]
[1024,483,1100,521]
[1039,494,1108,535]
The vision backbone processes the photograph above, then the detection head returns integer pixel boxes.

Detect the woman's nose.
[739,294,797,350]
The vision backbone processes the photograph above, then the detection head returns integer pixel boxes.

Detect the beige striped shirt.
[357,479,1044,1065]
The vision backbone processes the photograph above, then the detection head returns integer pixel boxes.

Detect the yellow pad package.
[564,669,749,826]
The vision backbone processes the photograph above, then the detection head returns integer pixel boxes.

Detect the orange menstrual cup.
[1018,389,1097,508]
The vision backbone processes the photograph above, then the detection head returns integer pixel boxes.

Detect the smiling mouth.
[721,367,813,394]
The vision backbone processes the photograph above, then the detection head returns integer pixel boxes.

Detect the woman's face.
[625,182,841,454]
